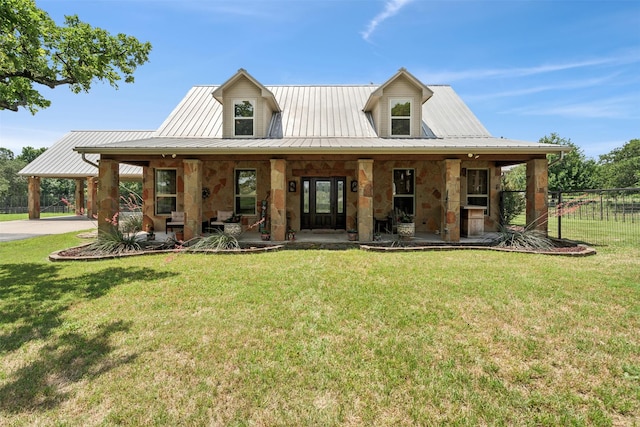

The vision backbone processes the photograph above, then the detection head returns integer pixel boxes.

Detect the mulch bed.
[361,243,596,256]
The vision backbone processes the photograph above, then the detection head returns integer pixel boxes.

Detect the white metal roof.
[76,136,565,156]
[153,84,490,139]
[18,131,153,178]
[23,76,569,173]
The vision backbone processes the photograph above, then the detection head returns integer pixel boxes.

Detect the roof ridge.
[68,129,155,133]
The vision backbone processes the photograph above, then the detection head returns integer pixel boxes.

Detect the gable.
[211,69,280,138]
[363,68,434,138]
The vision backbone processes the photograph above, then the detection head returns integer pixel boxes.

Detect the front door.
[300,177,346,230]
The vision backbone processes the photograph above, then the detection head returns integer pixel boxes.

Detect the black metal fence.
[0,195,75,214]
[501,188,640,247]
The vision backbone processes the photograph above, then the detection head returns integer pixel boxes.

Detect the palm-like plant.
[88,229,142,255]
[190,230,240,251]
[492,223,555,250]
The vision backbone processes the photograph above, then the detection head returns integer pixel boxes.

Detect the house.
[21,68,568,242]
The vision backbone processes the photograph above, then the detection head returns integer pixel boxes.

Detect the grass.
[0,212,75,221]
[0,233,639,426]
[510,211,640,247]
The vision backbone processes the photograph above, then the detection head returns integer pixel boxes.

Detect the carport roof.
[18,131,153,178]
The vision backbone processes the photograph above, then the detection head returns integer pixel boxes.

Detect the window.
[234,99,255,136]
[390,98,411,136]
[155,169,177,215]
[466,169,489,214]
[235,169,256,215]
[393,169,414,216]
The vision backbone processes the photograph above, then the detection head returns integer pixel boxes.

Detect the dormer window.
[234,99,255,136]
[390,98,411,136]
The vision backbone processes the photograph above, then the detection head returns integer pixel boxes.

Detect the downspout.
[81,153,99,169]
[547,150,565,239]
[548,150,565,168]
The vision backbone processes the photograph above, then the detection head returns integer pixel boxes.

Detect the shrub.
[191,230,240,251]
[492,223,555,250]
[120,212,143,235]
[501,191,526,225]
[88,229,142,255]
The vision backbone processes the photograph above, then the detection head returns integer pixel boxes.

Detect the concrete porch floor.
[153,229,499,249]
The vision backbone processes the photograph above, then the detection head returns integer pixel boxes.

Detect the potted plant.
[286,228,296,241]
[260,230,271,241]
[396,211,415,239]
[145,223,155,241]
[347,215,358,241]
[223,214,242,236]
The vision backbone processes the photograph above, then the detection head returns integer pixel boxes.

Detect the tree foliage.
[542,133,597,191]
[16,145,45,163]
[0,147,26,199]
[0,0,152,113]
[596,139,640,188]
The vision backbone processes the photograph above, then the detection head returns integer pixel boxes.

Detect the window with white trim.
[234,99,255,136]
[393,169,415,216]
[390,98,411,136]
[466,169,489,214]
[235,169,257,215]
[155,169,177,215]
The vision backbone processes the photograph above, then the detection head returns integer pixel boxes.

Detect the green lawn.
[510,212,640,247]
[0,212,74,221]
[1,233,638,426]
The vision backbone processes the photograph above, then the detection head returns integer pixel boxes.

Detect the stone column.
[357,159,374,241]
[183,159,202,239]
[97,159,120,235]
[27,176,41,220]
[526,158,548,233]
[441,159,461,242]
[270,159,287,241]
[74,178,85,215]
[86,177,98,219]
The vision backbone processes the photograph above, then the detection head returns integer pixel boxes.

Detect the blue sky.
[1,0,639,159]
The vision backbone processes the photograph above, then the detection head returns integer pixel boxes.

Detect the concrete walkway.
[0,216,97,242]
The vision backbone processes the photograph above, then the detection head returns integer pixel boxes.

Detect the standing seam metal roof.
[18,131,152,177]
[154,85,490,139]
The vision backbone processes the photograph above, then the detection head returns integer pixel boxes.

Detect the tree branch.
[0,70,76,88]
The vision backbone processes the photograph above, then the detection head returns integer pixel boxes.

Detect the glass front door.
[300,177,346,230]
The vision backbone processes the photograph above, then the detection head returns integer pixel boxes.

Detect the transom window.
[466,169,489,214]
[234,99,255,136]
[393,169,415,216]
[235,169,257,215]
[155,169,177,215]
[390,98,411,136]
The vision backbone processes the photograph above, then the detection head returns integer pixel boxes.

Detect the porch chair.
[209,210,234,231]
[165,211,185,232]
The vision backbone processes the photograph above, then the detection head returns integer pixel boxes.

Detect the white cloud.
[464,73,622,101]
[361,0,414,42]
[507,95,640,120]
[423,50,640,83]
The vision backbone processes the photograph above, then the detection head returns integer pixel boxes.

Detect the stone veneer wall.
[373,160,445,233]
[285,160,359,232]
[142,157,502,235]
[459,160,501,232]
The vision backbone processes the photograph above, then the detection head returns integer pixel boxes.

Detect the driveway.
[0,216,97,242]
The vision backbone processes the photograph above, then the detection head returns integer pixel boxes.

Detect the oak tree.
[0,0,152,113]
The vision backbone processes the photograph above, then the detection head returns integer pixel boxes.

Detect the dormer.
[213,69,281,138]
[363,68,433,138]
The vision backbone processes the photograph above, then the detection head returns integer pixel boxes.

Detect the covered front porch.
[151,227,500,249]
[93,154,550,244]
